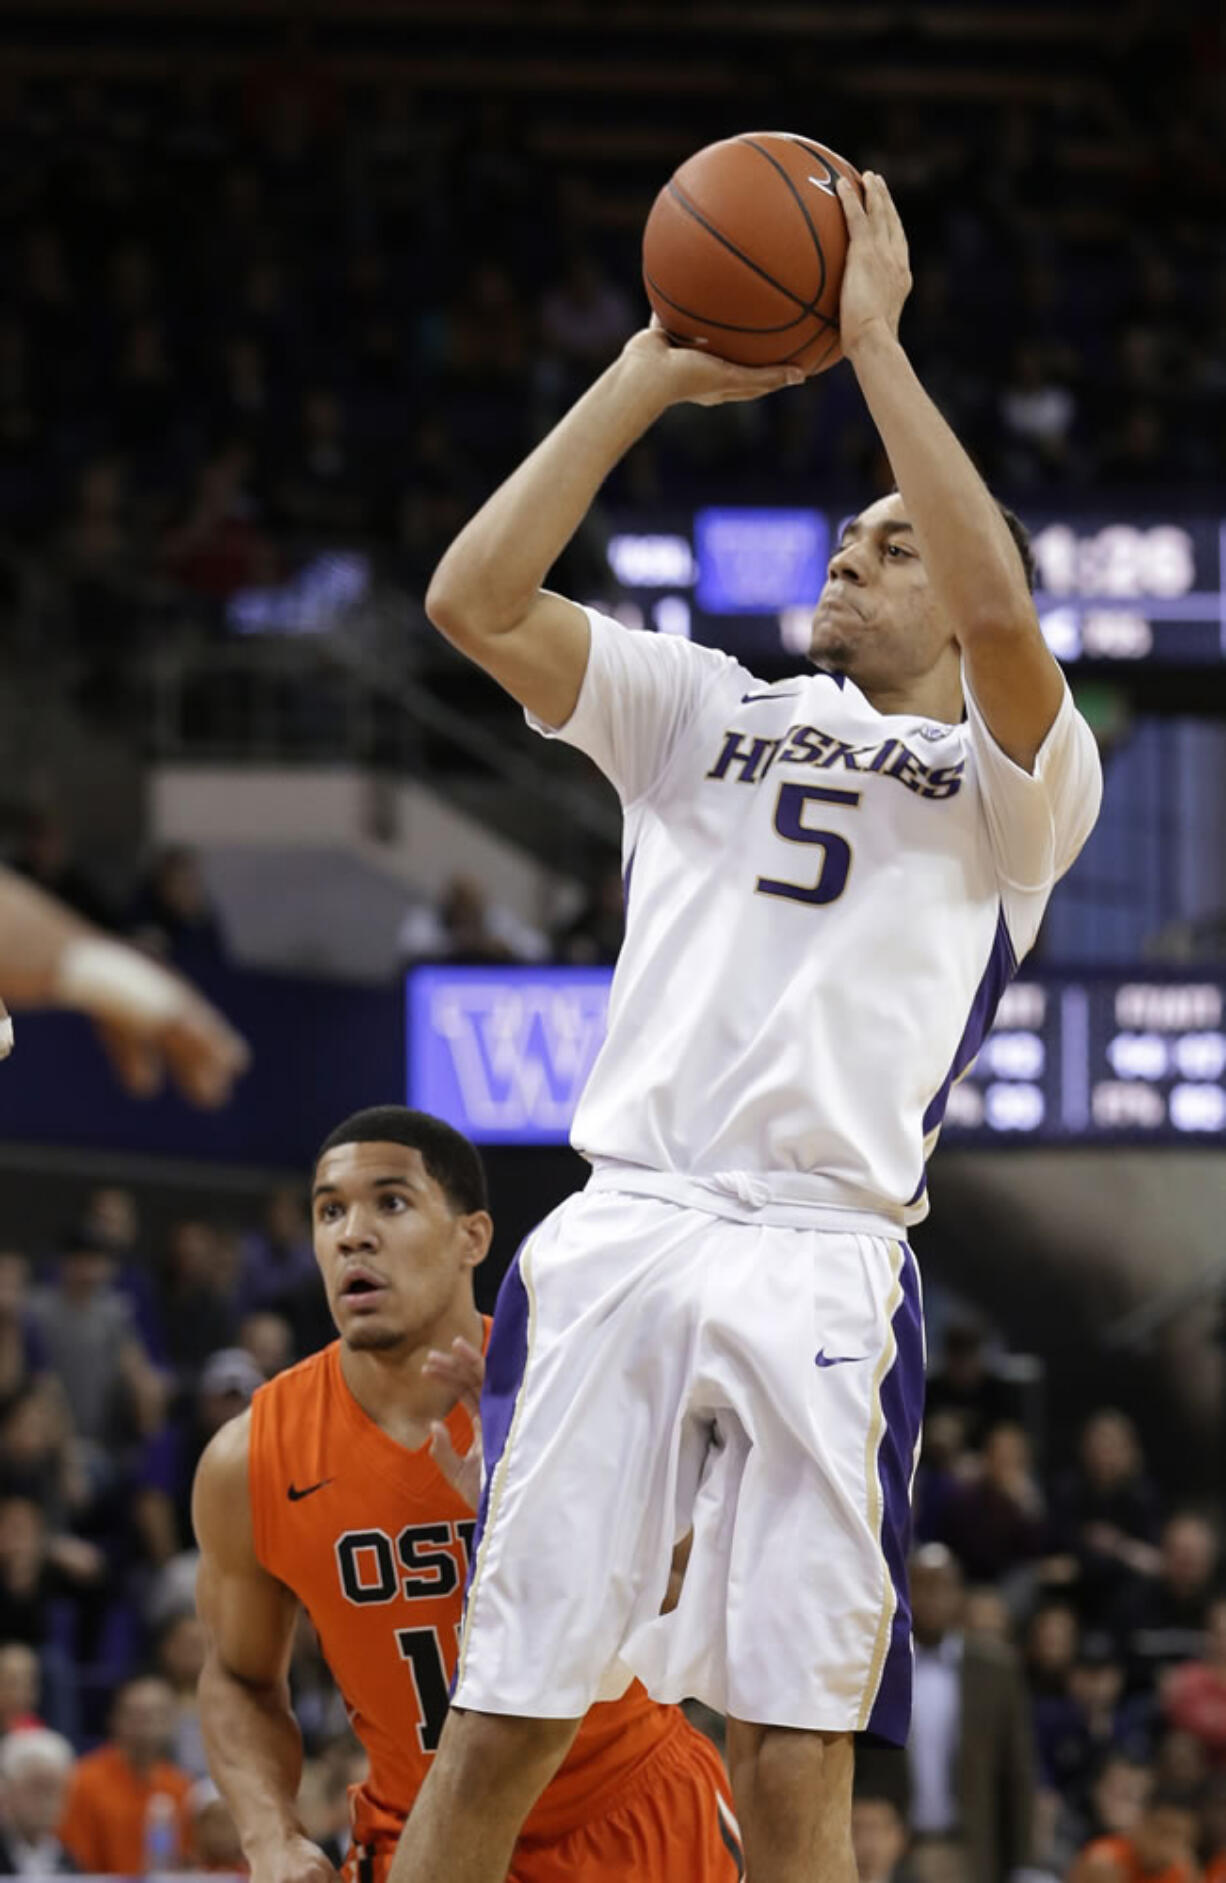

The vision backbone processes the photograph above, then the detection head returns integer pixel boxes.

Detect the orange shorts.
[345,1721,743,1883]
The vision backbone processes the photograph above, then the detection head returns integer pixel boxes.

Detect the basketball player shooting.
[388,175,1103,1883]
[192,1106,742,1883]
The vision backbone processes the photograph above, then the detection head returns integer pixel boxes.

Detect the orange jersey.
[1080,1836,1197,1883]
[59,1746,193,1876]
[249,1339,680,1847]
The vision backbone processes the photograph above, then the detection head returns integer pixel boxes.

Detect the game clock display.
[595,512,1226,666]
[406,967,1226,1147]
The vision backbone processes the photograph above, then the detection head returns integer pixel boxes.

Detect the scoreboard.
[942,977,1226,1140]
[597,511,1226,666]
[406,967,1226,1147]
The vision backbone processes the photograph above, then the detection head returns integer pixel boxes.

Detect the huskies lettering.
[708,722,964,802]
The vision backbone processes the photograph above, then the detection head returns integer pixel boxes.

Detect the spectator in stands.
[852,1793,913,1883]
[0,1726,77,1875]
[540,252,636,372]
[60,1675,193,1875]
[78,1188,165,1359]
[237,1184,315,1321]
[962,1586,1012,1645]
[1202,1776,1226,1883]
[1060,1754,1155,1863]
[169,1346,262,1548]
[238,1310,294,1381]
[1117,1513,1222,1694]
[189,1777,244,1872]
[28,1229,166,1462]
[274,388,368,536]
[0,1496,103,1651]
[1163,1594,1226,1766]
[1068,1785,1201,1883]
[7,811,113,933]
[0,1385,84,1532]
[155,1220,238,1385]
[1035,1638,1155,1815]
[913,1407,973,1546]
[997,340,1078,486]
[127,847,228,976]
[0,1640,41,1732]
[0,1255,51,1423]
[1050,1409,1162,1621]
[397,873,547,966]
[934,1421,1047,1588]
[900,1543,1036,1883]
[552,862,625,967]
[1026,1601,1080,1698]
[161,440,277,601]
[154,1611,208,1778]
[923,1320,1022,1454]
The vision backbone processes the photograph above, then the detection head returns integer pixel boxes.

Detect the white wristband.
[56,938,184,1029]
[0,1007,12,1059]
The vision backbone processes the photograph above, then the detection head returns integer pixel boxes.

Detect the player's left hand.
[836,171,912,360]
[425,1336,485,1512]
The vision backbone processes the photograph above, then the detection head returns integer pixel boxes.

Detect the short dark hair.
[314,1106,489,1216]
[997,503,1038,593]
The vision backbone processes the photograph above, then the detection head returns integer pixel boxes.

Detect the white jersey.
[530,608,1102,1225]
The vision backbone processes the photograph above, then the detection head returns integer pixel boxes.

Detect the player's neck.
[860,666,964,725]
[338,1300,485,1449]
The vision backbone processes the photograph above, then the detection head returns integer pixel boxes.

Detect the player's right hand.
[620,321,806,408]
[248,1831,340,1883]
[425,1335,485,1512]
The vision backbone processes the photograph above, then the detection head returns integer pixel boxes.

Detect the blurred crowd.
[854,1324,1226,1883]
[3,806,627,978]
[0,21,1219,703]
[0,1174,355,1874]
[0,1179,1217,1877]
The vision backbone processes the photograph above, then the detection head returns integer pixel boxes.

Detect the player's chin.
[807,626,855,673]
[337,1306,405,1351]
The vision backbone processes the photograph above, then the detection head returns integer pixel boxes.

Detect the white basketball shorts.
[454,1179,924,1742]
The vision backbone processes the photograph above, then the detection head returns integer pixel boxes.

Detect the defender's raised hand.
[425,1336,486,1512]
[836,171,912,360]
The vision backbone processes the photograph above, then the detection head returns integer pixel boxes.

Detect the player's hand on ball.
[621,321,806,408]
[836,171,912,359]
[248,1830,340,1883]
[426,1335,485,1513]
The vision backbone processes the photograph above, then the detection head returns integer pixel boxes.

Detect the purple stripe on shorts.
[468,1244,531,1574]
[867,1243,925,1746]
[453,1245,532,1702]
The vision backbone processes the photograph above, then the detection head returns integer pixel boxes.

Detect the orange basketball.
[642,131,863,374]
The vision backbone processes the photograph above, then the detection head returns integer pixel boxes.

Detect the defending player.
[389,175,1103,1883]
[192,1105,742,1883]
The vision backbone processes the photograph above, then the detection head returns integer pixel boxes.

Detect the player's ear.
[458,1210,493,1271]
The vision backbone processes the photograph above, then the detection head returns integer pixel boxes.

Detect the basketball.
[642,131,864,374]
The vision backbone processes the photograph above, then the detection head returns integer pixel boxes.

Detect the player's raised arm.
[424,328,805,728]
[193,1414,336,1883]
[836,173,1065,771]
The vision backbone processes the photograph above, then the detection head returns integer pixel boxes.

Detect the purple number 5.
[756,782,860,907]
